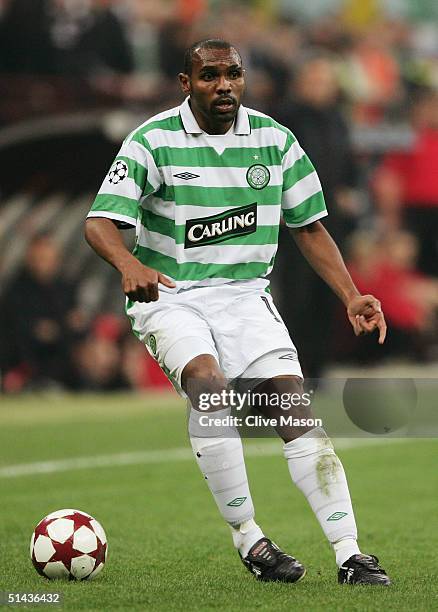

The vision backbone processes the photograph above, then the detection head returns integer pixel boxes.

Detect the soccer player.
[85,39,390,586]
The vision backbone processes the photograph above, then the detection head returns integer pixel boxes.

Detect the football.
[30,509,108,580]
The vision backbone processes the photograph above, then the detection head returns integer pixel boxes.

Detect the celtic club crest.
[148,334,157,355]
[246,164,270,190]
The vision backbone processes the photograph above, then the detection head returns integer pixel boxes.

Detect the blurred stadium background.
[1,0,438,393]
[1,3,438,608]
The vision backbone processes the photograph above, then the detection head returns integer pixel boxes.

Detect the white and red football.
[30,509,108,580]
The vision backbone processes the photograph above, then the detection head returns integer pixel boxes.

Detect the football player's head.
[179,39,245,133]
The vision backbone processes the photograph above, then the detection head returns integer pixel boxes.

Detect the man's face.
[295,59,338,108]
[179,47,245,132]
[26,238,60,283]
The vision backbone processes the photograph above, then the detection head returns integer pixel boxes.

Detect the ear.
[178,73,191,95]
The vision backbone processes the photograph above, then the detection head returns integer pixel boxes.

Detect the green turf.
[0,393,437,611]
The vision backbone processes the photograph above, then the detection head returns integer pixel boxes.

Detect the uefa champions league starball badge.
[108,160,128,184]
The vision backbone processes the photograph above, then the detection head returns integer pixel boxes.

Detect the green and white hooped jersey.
[88,97,328,292]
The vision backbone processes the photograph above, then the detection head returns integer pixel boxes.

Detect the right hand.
[121,261,175,302]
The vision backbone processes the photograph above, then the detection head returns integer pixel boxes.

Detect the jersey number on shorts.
[260,296,281,323]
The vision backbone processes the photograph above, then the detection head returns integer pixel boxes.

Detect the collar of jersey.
[179,96,250,135]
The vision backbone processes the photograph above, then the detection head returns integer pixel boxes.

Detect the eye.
[202,73,215,81]
[229,70,242,79]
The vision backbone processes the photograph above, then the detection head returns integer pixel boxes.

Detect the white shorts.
[126,282,303,395]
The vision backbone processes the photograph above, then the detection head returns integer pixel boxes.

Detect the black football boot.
[240,537,306,583]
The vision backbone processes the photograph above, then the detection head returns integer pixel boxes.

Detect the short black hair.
[183,39,240,75]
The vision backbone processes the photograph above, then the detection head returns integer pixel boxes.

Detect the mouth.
[213,98,236,113]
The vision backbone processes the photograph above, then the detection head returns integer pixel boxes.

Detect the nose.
[216,75,231,94]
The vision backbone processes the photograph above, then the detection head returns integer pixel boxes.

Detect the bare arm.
[290,221,386,343]
[84,217,175,302]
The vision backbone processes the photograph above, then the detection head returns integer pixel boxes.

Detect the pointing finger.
[377,314,387,344]
[158,273,176,288]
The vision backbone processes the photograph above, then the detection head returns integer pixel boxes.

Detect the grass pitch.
[0,393,437,611]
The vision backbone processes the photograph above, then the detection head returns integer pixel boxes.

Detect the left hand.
[347,294,387,344]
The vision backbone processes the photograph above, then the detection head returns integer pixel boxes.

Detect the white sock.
[333,538,361,567]
[284,427,360,566]
[189,408,255,527]
[230,519,264,558]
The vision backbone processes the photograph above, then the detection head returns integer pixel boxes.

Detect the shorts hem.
[163,336,219,391]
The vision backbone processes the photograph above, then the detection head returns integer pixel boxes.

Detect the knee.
[182,355,227,408]
[273,374,304,394]
[254,374,305,410]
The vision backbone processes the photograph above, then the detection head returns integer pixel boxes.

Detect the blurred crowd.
[1,0,438,124]
[0,0,437,391]
[0,234,172,392]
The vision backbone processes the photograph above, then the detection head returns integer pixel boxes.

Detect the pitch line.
[0,438,407,479]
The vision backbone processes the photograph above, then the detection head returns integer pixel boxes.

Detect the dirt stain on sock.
[316,451,342,496]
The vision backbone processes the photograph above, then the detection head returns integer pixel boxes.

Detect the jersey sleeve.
[87,133,160,229]
[280,130,328,228]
